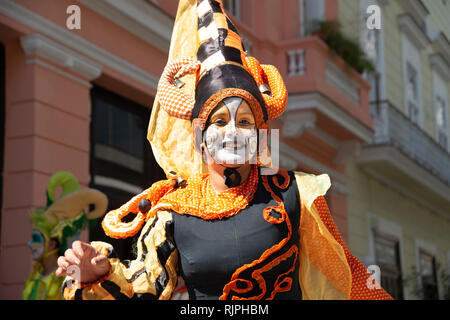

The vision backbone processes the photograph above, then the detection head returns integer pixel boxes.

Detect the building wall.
[346,160,450,299]
[0,0,171,298]
[341,0,450,299]
[1,0,446,300]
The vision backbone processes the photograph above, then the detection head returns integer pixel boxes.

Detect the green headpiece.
[29,171,108,254]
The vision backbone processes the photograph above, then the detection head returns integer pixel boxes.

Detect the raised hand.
[56,240,110,284]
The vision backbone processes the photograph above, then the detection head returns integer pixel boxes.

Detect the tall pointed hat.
[148,0,287,179]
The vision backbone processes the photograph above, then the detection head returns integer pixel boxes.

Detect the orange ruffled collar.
[157,165,259,220]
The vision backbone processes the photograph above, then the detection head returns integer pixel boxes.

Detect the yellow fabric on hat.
[147,0,206,180]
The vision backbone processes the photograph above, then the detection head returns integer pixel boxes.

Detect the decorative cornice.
[77,0,173,53]
[397,14,429,50]
[358,145,450,209]
[279,142,350,195]
[280,110,316,139]
[376,0,393,6]
[0,0,160,89]
[334,141,361,165]
[286,93,373,143]
[429,53,450,82]
[430,31,450,65]
[399,0,429,28]
[326,60,360,104]
[20,34,102,81]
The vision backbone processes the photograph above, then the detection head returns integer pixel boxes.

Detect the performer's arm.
[312,196,393,300]
[62,210,179,300]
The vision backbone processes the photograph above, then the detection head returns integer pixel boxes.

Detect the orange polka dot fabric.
[158,164,259,220]
[244,56,288,121]
[313,196,394,300]
[157,58,201,120]
[102,179,176,239]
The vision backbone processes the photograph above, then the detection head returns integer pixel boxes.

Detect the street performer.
[57,0,392,300]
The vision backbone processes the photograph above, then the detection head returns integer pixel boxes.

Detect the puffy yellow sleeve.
[62,210,179,300]
[294,171,393,300]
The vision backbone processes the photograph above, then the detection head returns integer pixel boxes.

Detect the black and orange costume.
[62,0,392,300]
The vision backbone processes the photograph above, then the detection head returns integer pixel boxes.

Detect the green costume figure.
[23,171,108,300]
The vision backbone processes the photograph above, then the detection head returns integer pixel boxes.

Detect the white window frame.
[359,0,387,103]
[401,34,423,127]
[432,70,449,151]
[414,238,442,299]
[366,212,407,299]
[299,0,324,37]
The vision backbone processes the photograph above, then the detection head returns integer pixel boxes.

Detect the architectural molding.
[25,58,92,88]
[20,34,102,81]
[0,0,160,89]
[77,0,173,53]
[279,141,350,195]
[325,60,360,103]
[358,145,450,220]
[361,166,450,221]
[306,127,340,149]
[429,53,450,82]
[286,93,373,143]
[333,141,361,165]
[376,0,393,6]
[93,175,143,195]
[280,110,316,139]
[399,0,429,29]
[429,31,450,66]
[397,14,429,50]
[358,145,450,203]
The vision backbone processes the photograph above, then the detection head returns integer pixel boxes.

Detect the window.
[360,0,385,104]
[300,0,324,37]
[373,230,404,299]
[0,43,4,245]
[406,62,420,125]
[436,95,448,149]
[223,0,241,19]
[432,70,449,151]
[402,35,422,127]
[419,249,439,300]
[364,29,381,103]
[286,49,305,76]
[89,86,166,260]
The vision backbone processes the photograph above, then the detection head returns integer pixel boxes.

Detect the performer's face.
[28,230,45,261]
[203,97,258,166]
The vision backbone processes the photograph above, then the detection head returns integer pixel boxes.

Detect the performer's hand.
[56,240,111,284]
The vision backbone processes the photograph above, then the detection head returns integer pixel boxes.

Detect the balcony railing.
[370,100,450,186]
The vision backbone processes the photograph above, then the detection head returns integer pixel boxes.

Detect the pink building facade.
[0,0,372,299]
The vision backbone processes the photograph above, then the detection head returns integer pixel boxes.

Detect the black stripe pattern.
[62,213,179,300]
[196,0,243,65]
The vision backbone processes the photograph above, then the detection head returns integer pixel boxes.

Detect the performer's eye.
[238,119,253,126]
[213,119,227,126]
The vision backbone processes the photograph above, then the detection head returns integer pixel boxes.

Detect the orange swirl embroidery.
[220,171,298,300]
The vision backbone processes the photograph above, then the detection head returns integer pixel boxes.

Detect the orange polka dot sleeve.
[313,196,394,300]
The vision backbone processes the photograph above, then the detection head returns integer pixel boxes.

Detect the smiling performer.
[59,0,392,300]
[23,172,108,300]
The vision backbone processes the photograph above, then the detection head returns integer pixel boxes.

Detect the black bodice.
[172,170,302,300]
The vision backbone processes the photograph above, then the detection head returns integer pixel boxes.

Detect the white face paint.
[28,230,45,261]
[203,97,258,165]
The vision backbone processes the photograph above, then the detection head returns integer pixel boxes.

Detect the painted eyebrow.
[238,111,254,116]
